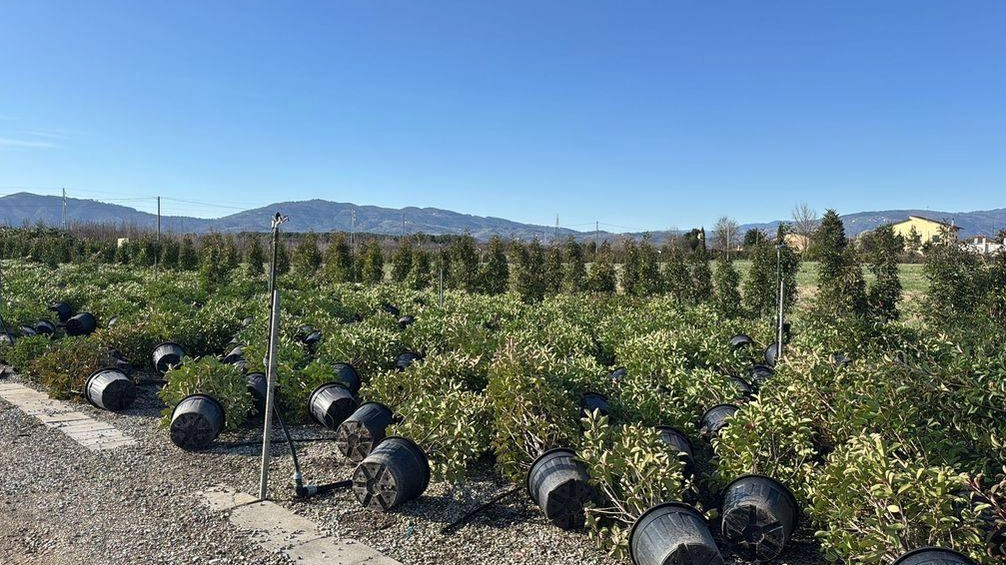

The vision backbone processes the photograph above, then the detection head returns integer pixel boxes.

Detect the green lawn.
[731,260,927,295]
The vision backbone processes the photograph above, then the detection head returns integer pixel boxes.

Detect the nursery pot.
[352,436,430,511]
[580,392,610,419]
[107,316,118,328]
[169,394,225,450]
[764,342,780,368]
[84,368,137,412]
[0,332,15,346]
[19,325,36,337]
[152,341,185,375]
[65,312,97,337]
[301,331,322,347]
[831,353,851,367]
[246,372,267,416]
[656,426,694,475]
[629,502,724,565]
[336,402,395,462]
[729,334,753,350]
[747,365,775,387]
[221,346,244,365]
[699,404,739,439]
[394,351,421,372]
[526,448,594,530]
[308,382,359,430]
[610,367,627,384]
[49,302,73,323]
[381,303,400,317]
[33,319,56,337]
[397,315,415,329]
[892,548,977,565]
[333,362,362,395]
[721,475,799,562]
[730,376,754,400]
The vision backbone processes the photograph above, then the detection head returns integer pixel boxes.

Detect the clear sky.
[0,1,1003,231]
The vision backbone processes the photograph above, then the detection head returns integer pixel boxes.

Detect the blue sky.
[0,1,1003,231]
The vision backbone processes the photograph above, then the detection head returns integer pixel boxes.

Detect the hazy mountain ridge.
[0,192,1002,241]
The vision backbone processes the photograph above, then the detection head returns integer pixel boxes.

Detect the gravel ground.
[0,372,823,565]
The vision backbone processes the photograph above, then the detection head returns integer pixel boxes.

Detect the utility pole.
[61,188,67,231]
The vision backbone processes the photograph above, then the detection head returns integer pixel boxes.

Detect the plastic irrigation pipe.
[440,486,522,534]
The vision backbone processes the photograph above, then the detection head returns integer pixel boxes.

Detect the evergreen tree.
[179,236,199,271]
[448,233,480,292]
[562,236,587,292]
[688,246,714,303]
[587,241,617,294]
[245,235,264,276]
[635,237,663,296]
[713,252,743,315]
[544,246,564,294]
[160,239,180,269]
[813,210,867,317]
[114,240,131,265]
[510,239,546,302]
[273,238,290,275]
[222,235,240,272]
[865,225,903,321]
[620,240,640,296]
[391,239,414,283]
[323,233,354,282]
[479,236,509,295]
[662,246,690,302]
[407,247,432,290]
[198,241,229,292]
[292,233,323,275]
[359,239,385,284]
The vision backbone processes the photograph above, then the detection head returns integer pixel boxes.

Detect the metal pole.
[776,245,785,361]
[594,221,599,257]
[62,188,67,231]
[157,197,161,240]
[259,289,280,500]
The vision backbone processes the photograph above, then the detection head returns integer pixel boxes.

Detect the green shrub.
[159,356,252,431]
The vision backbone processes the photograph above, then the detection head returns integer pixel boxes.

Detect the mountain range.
[1,191,1003,241]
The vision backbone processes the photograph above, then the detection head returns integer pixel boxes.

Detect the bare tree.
[712,216,740,254]
[792,203,818,238]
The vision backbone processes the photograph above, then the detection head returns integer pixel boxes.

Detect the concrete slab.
[230,501,323,550]
[202,487,259,512]
[0,383,133,451]
[294,537,402,565]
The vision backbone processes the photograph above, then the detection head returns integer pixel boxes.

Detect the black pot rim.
[654,425,693,448]
[354,400,393,415]
[154,341,184,351]
[308,381,353,427]
[892,547,975,565]
[525,447,579,501]
[83,367,130,409]
[722,474,800,531]
[373,435,431,492]
[171,393,227,431]
[581,391,609,401]
[729,333,753,347]
[628,501,706,565]
[703,403,740,416]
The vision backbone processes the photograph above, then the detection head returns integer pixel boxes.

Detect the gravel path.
[0,373,823,565]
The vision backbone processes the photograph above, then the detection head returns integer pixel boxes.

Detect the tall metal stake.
[260,212,288,500]
[776,244,785,362]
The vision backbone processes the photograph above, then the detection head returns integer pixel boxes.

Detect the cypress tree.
[292,233,323,275]
[713,252,743,315]
[323,233,354,282]
[179,237,199,271]
[391,239,414,283]
[688,245,714,303]
[865,225,903,321]
[588,241,617,294]
[544,246,564,294]
[448,234,479,292]
[479,236,509,295]
[562,236,587,292]
[663,246,690,302]
[407,247,432,290]
[510,239,546,303]
[360,239,384,284]
[245,235,264,276]
[813,210,867,316]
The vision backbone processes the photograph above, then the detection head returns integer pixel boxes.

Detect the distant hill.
[1,192,1003,241]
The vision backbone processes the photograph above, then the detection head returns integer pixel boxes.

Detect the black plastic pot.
[892,548,977,565]
[730,376,755,400]
[107,316,118,328]
[308,382,359,430]
[65,312,97,337]
[729,334,753,350]
[0,332,15,346]
[221,346,244,365]
[783,322,791,343]
[84,368,137,412]
[302,331,322,347]
[49,302,73,323]
[699,404,739,439]
[721,475,799,561]
[394,351,421,372]
[152,341,185,375]
[169,394,225,450]
[580,392,610,419]
[381,303,400,317]
[34,319,56,337]
[18,325,36,337]
[831,353,851,367]
[333,362,362,395]
[352,436,430,511]
[610,367,627,384]
[765,342,780,367]
[246,372,267,416]
[656,426,694,475]
[397,315,415,329]
[629,502,724,565]
[526,448,594,530]
[336,402,395,462]
[748,365,775,387]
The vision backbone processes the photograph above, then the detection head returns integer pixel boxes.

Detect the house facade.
[890,215,959,248]
[967,235,1005,255]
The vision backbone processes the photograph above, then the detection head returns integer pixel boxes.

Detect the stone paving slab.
[200,486,403,565]
[0,382,135,451]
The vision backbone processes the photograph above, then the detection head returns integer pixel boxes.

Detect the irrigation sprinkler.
[259,213,287,500]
